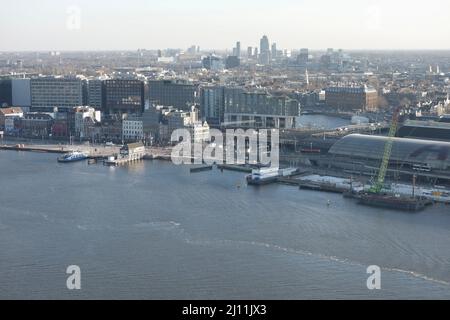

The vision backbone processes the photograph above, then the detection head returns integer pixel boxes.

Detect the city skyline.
[1,0,450,51]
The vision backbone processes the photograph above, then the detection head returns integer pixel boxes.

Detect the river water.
[0,150,450,299]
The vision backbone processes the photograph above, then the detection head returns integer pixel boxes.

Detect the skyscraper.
[259,35,270,65]
[233,41,241,57]
[260,35,270,53]
[271,43,277,59]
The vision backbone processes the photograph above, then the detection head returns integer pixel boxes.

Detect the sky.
[1,0,450,51]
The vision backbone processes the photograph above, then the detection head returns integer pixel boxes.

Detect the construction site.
[277,109,450,211]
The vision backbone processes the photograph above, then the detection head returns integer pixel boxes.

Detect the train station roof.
[329,134,450,167]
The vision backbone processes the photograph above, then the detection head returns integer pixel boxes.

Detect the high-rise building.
[200,86,225,125]
[247,47,253,59]
[236,41,241,57]
[12,78,31,108]
[0,79,12,107]
[148,80,198,111]
[87,79,103,110]
[30,77,83,110]
[103,79,145,115]
[259,35,271,65]
[271,43,277,59]
[260,35,270,54]
[224,88,301,129]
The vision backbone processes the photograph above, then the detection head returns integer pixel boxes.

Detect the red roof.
[0,107,23,116]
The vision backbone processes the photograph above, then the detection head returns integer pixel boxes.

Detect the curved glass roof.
[329,134,450,166]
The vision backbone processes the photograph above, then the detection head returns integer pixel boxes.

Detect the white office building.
[123,117,144,141]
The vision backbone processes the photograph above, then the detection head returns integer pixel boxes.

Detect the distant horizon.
[2,48,450,53]
[2,0,450,52]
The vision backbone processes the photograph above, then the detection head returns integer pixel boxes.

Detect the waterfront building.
[87,79,104,110]
[30,77,83,110]
[167,110,192,134]
[325,134,450,183]
[166,106,208,142]
[224,88,301,129]
[190,121,210,143]
[148,80,198,111]
[122,116,144,142]
[74,106,101,139]
[200,86,225,126]
[98,120,123,143]
[143,106,161,143]
[120,142,146,161]
[0,107,23,131]
[325,85,378,112]
[51,119,69,138]
[103,79,145,115]
[0,79,12,107]
[12,78,31,108]
[16,112,54,137]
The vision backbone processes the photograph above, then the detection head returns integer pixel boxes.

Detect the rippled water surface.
[1,151,450,299]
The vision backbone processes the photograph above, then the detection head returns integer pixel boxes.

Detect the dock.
[217,164,253,173]
[190,165,213,173]
[298,180,350,193]
[103,142,145,166]
[0,145,67,154]
[104,157,144,166]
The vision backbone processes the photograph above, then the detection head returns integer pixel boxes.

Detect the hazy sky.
[1,0,450,51]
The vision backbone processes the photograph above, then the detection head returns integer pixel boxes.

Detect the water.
[1,150,450,299]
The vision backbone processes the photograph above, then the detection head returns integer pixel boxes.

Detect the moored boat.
[57,151,88,163]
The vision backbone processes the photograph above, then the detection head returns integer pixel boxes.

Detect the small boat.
[57,151,88,163]
[246,167,280,185]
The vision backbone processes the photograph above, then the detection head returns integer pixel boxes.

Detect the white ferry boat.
[57,151,88,163]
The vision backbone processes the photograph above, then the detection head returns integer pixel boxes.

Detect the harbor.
[2,150,450,300]
[1,139,450,210]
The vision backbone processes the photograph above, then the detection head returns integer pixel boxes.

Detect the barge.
[347,191,432,212]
